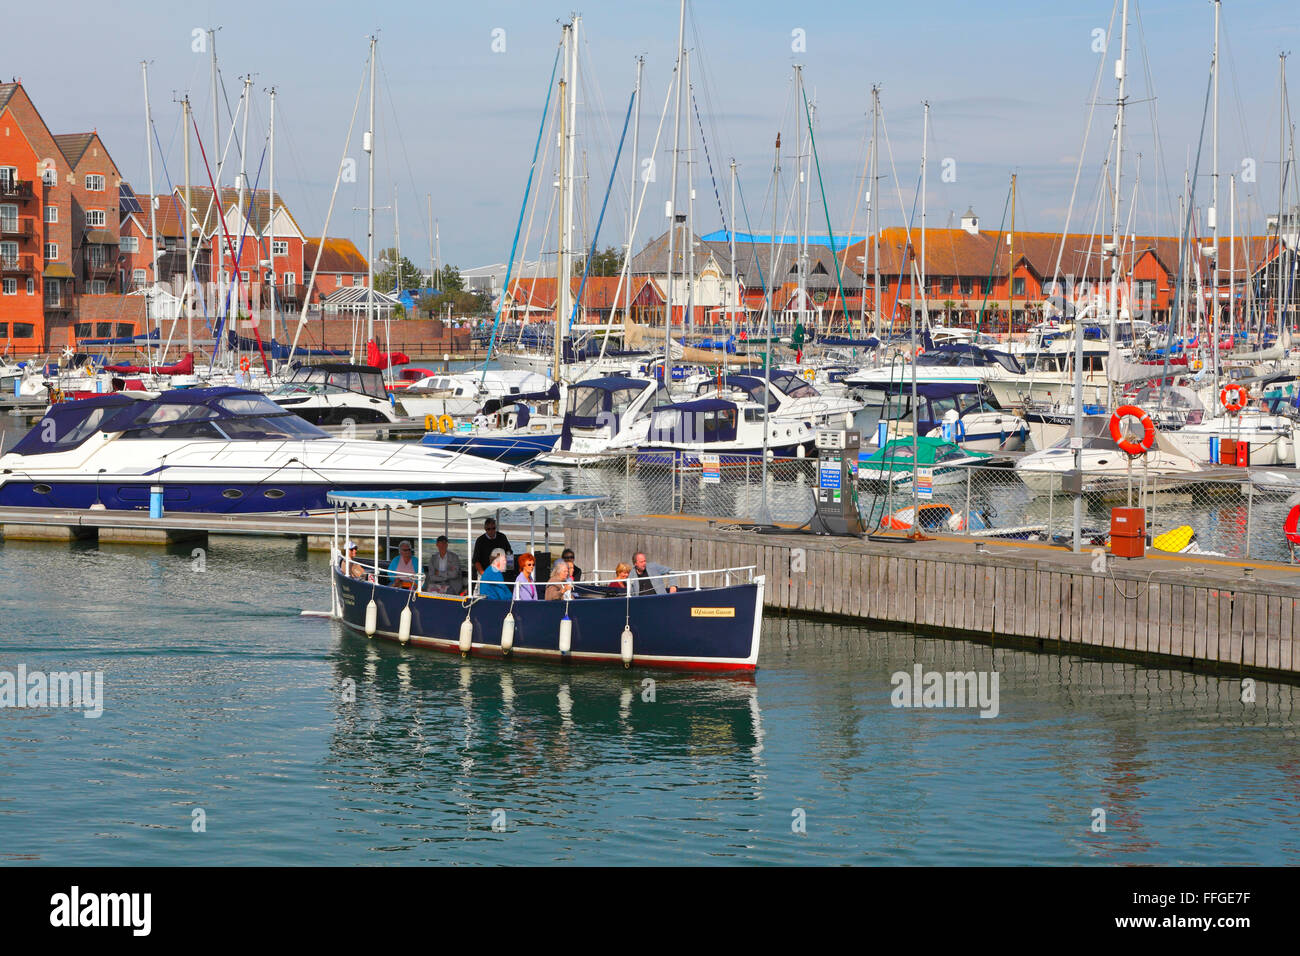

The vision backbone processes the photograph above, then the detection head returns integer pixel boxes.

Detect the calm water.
[1,537,1298,865]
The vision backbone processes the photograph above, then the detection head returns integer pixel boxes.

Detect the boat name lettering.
[691,607,735,618]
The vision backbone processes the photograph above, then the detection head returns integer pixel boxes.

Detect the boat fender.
[438,414,455,434]
[559,613,572,655]
[501,611,515,654]
[620,625,634,668]
[364,598,377,637]
[398,605,412,644]
[458,616,474,656]
[424,413,437,431]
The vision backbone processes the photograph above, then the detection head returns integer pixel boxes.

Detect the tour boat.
[325,490,765,671]
[0,387,543,513]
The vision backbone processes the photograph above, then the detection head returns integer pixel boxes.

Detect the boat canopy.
[648,399,740,444]
[281,363,389,400]
[564,376,661,424]
[915,344,1025,374]
[327,490,605,516]
[9,387,328,456]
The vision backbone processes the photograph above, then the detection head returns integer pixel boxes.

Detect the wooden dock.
[565,515,1300,682]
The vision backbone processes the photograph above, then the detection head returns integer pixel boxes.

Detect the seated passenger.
[476,549,512,601]
[628,551,677,595]
[341,541,373,582]
[513,553,538,600]
[608,562,631,590]
[561,548,583,581]
[544,559,574,601]
[386,540,420,589]
[423,535,462,594]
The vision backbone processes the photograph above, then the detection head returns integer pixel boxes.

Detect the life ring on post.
[437,414,454,434]
[1109,404,1155,456]
[1220,383,1248,414]
[239,356,251,373]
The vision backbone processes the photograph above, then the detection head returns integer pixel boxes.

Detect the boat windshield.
[285,365,388,399]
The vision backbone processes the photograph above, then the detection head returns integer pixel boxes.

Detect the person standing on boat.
[424,535,461,594]
[477,548,512,600]
[472,518,512,576]
[544,560,574,601]
[628,551,677,595]
[513,553,538,600]
[386,540,420,589]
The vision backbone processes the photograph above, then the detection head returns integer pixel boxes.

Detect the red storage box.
[1110,507,1146,559]
[1219,437,1237,465]
[1236,440,1250,467]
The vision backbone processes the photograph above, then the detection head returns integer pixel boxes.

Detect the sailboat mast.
[1211,0,1221,380]
[912,101,928,520]
[757,129,780,528]
[871,85,881,342]
[210,29,222,314]
[685,48,695,342]
[556,70,568,383]
[1278,54,1289,340]
[1008,172,1016,337]
[1110,0,1129,348]
[238,74,251,322]
[183,96,193,356]
[565,15,580,345]
[366,34,377,347]
[269,86,277,356]
[664,0,686,380]
[142,61,160,366]
[729,158,737,349]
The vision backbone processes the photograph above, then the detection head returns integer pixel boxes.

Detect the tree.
[573,245,624,278]
[433,264,464,294]
[374,247,422,294]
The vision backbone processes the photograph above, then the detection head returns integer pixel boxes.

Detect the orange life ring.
[1219,383,1248,413]
[1109,404,1154,456]
[239,356,251,373]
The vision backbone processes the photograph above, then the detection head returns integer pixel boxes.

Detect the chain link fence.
[534,451,1299,564]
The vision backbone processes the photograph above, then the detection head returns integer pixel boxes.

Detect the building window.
[0,240,16,264]
[75,323,92,337]
[42,167,57,186]
[240,271,249,283]
[283,272,295,287]
[1012,277,1026,296]
[88,246,107,268]
[0,203,16,230]
[133,269,146,286]
[0,167,15,188]
[88,279,108,295]
[85,174,105,192]
[45,243,58,260]
[13,323,35,338]
[26,278,34,295]
[85,209,106,228]
[115,323,133,337]
[120,235,138,253]
[272,240,288,256]
[2,279,16,295]
[44,205,58,224]
[44,279,61,306]
[95,322,113,337]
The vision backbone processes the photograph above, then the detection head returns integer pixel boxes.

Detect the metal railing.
[538,450,1298,564]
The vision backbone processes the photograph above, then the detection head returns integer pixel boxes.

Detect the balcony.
[278,282,302,302]
[45,297,70,312]
[1,252,34,274]
[83,255,116,278]
[0,217,35,239]
[0,179,34,202]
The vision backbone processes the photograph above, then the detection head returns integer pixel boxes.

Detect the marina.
[3,0,1300,897]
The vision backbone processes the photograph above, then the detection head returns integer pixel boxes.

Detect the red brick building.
[304,237,368,304]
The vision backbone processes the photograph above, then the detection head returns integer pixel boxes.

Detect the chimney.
[961,207,979,236]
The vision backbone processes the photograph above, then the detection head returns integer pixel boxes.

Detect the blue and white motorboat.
[0,387,543,513]
[537,375,672,465]
[420,400,562,465]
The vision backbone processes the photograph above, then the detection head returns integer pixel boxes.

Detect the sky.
[6,0,1299,272]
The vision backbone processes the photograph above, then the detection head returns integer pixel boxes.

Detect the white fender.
[501,611,515,654]
[398,605,412,644]
[620,625,634,667]
[559,614,572,655]
[459,616,474,655]
[364,598,377,637]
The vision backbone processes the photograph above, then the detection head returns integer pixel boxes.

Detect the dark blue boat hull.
[333,569,763,671]
[419,432,560,465]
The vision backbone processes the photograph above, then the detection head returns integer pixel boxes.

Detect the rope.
[691,89,727,234]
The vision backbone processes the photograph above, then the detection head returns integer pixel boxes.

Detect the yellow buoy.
[424,414,437,431]
[398,605,412,644]
[501,611,515,654]
[620,625,633,667]
[458,617,474,656]
[558,614,572,655]
[438,414,454,434]
[364,599,377,637]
